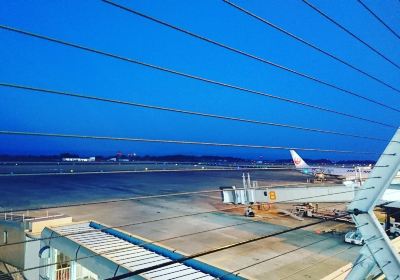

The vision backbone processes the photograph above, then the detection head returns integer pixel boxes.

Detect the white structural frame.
[347,128,400,279]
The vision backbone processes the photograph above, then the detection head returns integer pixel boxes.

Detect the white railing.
[0,211,63,222]
[56,267,70,280]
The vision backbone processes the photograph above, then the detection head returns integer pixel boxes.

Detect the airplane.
[289,150,372,181]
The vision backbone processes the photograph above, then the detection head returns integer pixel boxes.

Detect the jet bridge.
[221,174,358,205]
[221,184,356,204]
[221,174,400,206]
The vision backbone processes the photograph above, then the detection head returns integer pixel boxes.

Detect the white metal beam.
[347,128,400,280]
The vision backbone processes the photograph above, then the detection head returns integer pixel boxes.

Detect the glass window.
[76,263,98,280]
[56,252,71,280]
[56,252,71,269]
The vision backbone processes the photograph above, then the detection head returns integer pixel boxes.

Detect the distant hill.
[0,153,376,165]
[0,153,246,163]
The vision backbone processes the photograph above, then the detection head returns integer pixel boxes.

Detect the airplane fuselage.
[298,166,371,179]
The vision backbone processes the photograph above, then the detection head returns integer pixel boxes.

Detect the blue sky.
[0,0,399,160]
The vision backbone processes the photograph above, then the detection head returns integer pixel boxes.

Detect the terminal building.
[62,157,96,162]
[0,212,72,279]
[0,213,243,280]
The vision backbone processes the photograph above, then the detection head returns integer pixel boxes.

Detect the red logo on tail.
[294,157,301,165]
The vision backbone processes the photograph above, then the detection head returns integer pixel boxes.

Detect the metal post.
[70,260,77,280]
[48,247,57,280]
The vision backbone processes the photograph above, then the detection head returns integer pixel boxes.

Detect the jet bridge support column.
[346,128,400,280]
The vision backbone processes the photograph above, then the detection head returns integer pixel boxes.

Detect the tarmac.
[44,171,360,280]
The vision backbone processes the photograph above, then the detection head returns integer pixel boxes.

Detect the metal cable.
[212,236,339,279]
[6,203,350,280]
[0,130,390,155]
[302,0,400,70]
[0,24,396,128]
[327,228,400,279]
[169,228,341,279]
[0,189,222,215]
[14,212,339,279]
[4,212,272,277]
[0,204,250,247]
[24,188,382,278]
[330,253,372,279]
[5,210,349,278]
[102,0,400,111]
[278,244,356,279]
[0,4,396,278]
[106,213,349,279]
[357,0,400,41]
[1,187,361,248]
[368,265,383,280]
[0,82,390,142]
[222,0,400,94]
[0,181,316,213]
